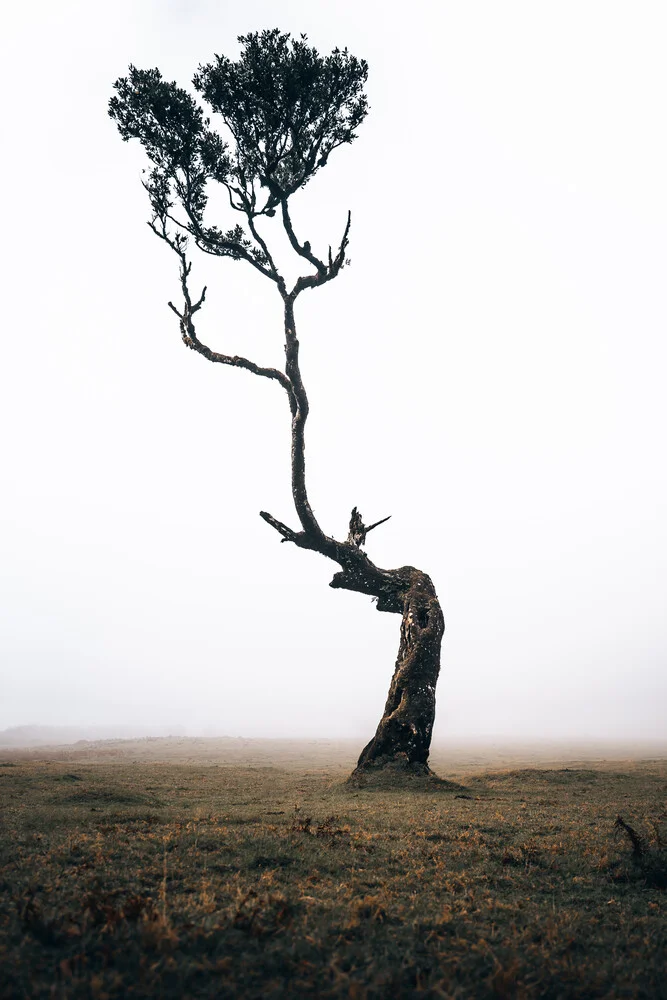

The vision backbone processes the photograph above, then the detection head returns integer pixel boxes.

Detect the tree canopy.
[109,29,368,277]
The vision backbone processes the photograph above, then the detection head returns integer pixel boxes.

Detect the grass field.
[0,738,665,998]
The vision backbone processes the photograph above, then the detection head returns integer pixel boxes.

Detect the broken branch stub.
[347,507,391,548]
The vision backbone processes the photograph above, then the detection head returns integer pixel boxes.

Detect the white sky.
[1,0,666,741]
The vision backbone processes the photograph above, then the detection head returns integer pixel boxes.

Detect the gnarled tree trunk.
[353,569,444,777]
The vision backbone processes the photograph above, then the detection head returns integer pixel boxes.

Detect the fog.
[1,0,666,744]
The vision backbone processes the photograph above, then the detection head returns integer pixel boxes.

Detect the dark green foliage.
[193,29,368,210]
[108,66,258,264]
[108,30,368,267]
[109,67,213,176]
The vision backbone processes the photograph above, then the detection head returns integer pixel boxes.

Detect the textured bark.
[352,569,444,776]
[330,557,445,777]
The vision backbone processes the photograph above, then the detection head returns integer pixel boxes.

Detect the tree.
[109,29,445,781]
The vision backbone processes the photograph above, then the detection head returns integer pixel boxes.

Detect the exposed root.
[346,756,463,791]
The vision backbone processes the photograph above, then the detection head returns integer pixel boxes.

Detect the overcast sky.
[1,0,666,742]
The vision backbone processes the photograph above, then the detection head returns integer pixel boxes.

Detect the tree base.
[346,753,457,789]
[351,569,445,778]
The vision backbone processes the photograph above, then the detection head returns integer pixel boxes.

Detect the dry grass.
[0,739,665,998]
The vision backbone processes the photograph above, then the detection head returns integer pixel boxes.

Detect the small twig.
[365,514,392,535]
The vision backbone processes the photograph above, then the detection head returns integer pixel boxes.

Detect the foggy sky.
[1,0,666,741]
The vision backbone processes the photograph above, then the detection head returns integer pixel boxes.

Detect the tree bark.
[352,569,444,777]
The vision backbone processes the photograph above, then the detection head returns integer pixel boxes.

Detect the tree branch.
[153,227,294,397]
[246,214,285,292]
[259,507,405,612]
[347,507,392,547]
[151,203,402,609]
[259,510,302,543]
[169,174,280,285]
[290,211,352,299]
[280,198,327,274]
[179,328,294,390]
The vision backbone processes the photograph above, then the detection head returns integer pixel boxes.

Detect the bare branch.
[181,331,293,390]
[366,515,392,534]
[347,507,391,548]
[290,210,352,299]
[246,214,285,292]
[259,511,301,543]
[154,232,294,398]
[167,172,280,285]
[280,198,327,273]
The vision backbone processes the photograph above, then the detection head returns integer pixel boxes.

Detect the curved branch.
[291,211,352,299]
[246,214,285,292]
[282,298,327,544]
[146,188,277,285]
[188,224,277,284]
[180,330,293,391]
[161,246,293,399]
[280,198,327,274]
[155,188,386,605]
[169,176,280,285]
[271,295,409,615]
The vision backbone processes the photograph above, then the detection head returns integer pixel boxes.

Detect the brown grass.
[0,738,665,998]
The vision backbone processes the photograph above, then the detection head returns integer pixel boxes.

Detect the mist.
[1,0,666,745]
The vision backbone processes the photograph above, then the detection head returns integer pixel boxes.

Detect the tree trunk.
[260,297,447,782]
[351,568,444,778]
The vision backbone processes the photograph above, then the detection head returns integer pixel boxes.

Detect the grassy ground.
[0,739,665,998]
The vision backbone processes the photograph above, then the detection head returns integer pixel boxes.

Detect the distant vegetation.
[1,747,665,997]
[0,726,186,748]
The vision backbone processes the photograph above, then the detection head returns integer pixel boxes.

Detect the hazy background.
[1,0,666,743]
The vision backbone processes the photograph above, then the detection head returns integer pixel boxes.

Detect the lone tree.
[109,29,445,780]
